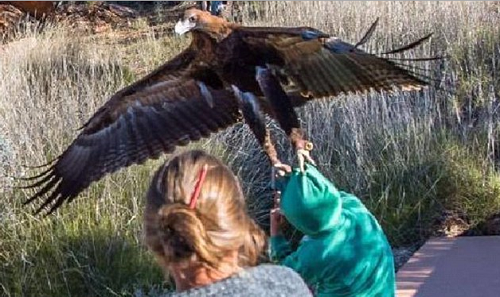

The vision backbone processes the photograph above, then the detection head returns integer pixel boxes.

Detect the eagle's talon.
[297,148,316,173]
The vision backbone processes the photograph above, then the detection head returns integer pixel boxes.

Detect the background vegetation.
[1,1,500,296]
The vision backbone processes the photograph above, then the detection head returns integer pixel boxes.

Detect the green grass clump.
[364,138,500,246]
[1,162,169,297]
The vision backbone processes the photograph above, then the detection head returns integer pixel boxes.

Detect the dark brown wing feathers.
[382,33,433,55]
[24,77,241,214]
[239,23,433,99]
[354,18,379,49]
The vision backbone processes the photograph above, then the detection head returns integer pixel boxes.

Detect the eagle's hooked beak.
[175,20,195,35]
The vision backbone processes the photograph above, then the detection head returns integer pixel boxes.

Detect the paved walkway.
[396,236,500,297]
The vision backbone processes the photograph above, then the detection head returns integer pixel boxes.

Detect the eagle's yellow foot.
[297,141,316,173]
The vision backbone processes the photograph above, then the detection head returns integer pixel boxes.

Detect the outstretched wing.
[238,21,435,99]
[23,51,241,214]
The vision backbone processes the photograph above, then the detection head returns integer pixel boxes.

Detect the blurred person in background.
[200,1,225,16]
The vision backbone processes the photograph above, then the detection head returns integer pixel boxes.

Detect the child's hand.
[270,207,283,236]
[270,191,283,236]
[273,163,292,177]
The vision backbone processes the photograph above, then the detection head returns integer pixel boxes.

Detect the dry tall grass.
[1,2,500,296]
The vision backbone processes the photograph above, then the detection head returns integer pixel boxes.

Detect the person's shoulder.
[248,263,301,278]
[244,264,313,296]
[163,265,312,297]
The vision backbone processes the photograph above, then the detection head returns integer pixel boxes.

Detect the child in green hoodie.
[270,165,396,297]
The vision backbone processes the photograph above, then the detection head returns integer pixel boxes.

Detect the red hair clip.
[189,164,209,209]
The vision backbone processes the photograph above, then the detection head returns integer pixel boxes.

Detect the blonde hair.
[143,150,265,272]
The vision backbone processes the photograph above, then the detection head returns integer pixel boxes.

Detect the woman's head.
[143,150,265,274]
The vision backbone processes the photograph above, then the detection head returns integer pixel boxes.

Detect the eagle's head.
[175,8,230,37]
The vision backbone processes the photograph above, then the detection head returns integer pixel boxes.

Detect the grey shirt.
[165,264,313,297]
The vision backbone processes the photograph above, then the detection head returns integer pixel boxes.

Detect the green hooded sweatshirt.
[270,165,395,297]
